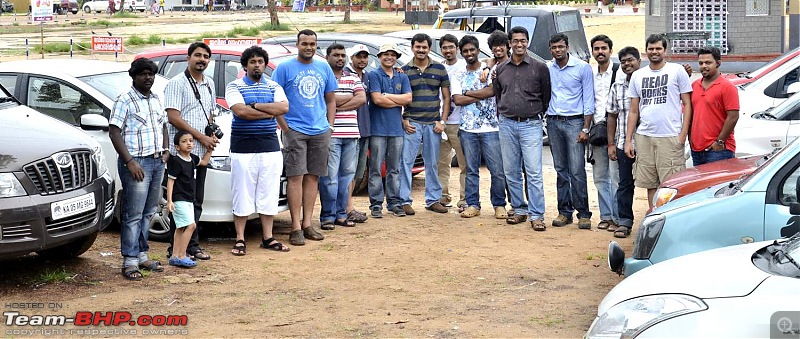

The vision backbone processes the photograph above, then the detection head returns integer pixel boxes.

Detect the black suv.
[1,0,14,13]
[0,84,114,260]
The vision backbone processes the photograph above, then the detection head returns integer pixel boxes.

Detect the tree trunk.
[369,0,378,9]
[268,0,280,27]
[118,0,125,11]
[343,0,350,22]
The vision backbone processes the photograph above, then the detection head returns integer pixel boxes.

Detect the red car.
[724,46,800,86]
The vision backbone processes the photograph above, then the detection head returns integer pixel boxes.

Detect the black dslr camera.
[205,123,224,139]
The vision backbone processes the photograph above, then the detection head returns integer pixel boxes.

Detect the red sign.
[203,38,263,46]
[91,36,124,53]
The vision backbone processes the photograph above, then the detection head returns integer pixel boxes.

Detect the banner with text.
[30,0,54,22]
[91,36,124,53]
[202,38,263,46]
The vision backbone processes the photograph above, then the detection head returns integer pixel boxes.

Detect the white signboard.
[31,0,54,22]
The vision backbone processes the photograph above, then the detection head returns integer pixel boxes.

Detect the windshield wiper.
[728,180,742,192]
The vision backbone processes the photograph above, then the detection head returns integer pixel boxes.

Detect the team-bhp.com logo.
[4,311,189,336]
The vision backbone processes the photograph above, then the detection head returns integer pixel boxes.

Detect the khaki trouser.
[438,123,466,204]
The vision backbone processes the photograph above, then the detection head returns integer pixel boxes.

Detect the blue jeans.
[354,137,369,181]
[319,138,358,223]
[459,130,506,209]
[118,157,164,267]
[498,115,545,220]
[616,148,636,227]
[591,144,619,222]
[399,121,442,207]
[691,149,734,166]
[368,136,404,210]
[547,116,591,219]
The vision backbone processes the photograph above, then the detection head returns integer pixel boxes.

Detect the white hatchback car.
[738,51,800,115]
[587,234,800,338]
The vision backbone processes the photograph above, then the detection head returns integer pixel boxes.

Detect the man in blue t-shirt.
[366,43,412,218]
[273,29,338,246]
[225,46,290,255]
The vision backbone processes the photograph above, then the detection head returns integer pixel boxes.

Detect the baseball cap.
[377,43,400,56]
[349,44,370,57]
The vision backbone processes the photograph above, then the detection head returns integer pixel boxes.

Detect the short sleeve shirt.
[109,87,165,157]
[167,153,199,203]
[332,70,365,138]
[451,62,498,132]
[164,73,216,156]
[272,58,338,136]
[628,62,693,137]
[225,75,288,153]
[689,76,739,152]
[368,69,411,137]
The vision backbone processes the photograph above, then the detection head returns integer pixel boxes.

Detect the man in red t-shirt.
[689,46,739,166]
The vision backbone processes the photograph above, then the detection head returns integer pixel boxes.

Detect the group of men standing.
[109,27,739,279]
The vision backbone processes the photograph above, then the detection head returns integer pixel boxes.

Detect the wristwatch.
[250,102,257,110]
[462,89,468,96]
[582,128,590,134]
[715,139,725,146]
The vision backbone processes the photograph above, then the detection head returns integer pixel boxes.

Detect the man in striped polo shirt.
[399,33,451,214]
[318,43,366,230]
[225,46,290,255]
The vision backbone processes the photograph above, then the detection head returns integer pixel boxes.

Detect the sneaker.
[425,202,449,213]
[494,206,508,219]
[403,204,416,216]
[578,218,592,230]
[371,207,383,218]
[389,206,406,217]
[552,214,573,227]
[439,196,452,207]
[460,206,480,218]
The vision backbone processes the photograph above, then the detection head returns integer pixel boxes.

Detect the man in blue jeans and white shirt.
[546,32,595,230]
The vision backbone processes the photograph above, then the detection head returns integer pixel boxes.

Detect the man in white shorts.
[224,46,290,255]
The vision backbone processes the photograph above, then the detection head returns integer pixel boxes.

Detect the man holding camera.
[164,42,218,261]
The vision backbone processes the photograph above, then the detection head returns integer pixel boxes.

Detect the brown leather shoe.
[402,204,416,215]
[425,202,448,213]
[302,226,325,240]
[578,218,592,230]
[552,214,573,227]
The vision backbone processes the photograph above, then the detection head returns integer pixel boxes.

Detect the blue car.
[609,136,800,276]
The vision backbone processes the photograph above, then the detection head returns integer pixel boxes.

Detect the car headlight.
[0,173,27,198]
[585,294,707,339]
[207,156,231,171]
[631,214,665,259]
[91,146,108,176]
[652,187,677,209]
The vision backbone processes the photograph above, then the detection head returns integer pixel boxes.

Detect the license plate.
[51,193,95,221]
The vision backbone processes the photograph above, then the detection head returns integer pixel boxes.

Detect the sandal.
[347,210,368,223]
[260,238,290,252]
[121,266,143,281]
[168,257,197,268]
[192,250,211,260]
[303,226,325,241]
[231,239,247,256]
[607,223,619,232]
[334,218,355,227]
[506,214,527,225]
[597,220,611,230]
[531,220,546,232]
[321,221,336,231]
[138,259,164,272]
[614,226,631,238]
[290,229,305,246]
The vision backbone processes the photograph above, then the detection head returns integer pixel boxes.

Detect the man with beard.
[273,29,338,246]
[164,41,217,261]
[345,44,371,223]
[624,34,692,210]
[494,26,550,231]
[588,34,620,232]
[606,46,641,239]
[546,33,595,230]
[437,34,467,211]
[318,43,366,230]
[689,46,739,166]
[451,34,507,220]
[225,46,290,255]
[109,58,168,280]
[399,33,451,215]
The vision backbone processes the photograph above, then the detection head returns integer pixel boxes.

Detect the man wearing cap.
[345,43,371,224]
[318,43,366,230]
[367,43,412,218]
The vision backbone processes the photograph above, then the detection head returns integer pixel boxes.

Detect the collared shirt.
[494,54,551,119]
[367,68,411,137]
[546,56,595,117]
[606,77,630,150]
[332,69,365,138]
[442,59,466,124]
[690,76,739,152]
[164,72,216,156]
[109,86,165,157]
[450,61,498,132]
[225,75,287,153]
[592,63,622,124]
[401,57,450,123]
[346,66,371,137]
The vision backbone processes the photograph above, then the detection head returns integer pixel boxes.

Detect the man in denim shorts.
[273,29,339,246]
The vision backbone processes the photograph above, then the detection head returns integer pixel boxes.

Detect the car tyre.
[83,5,91,12]
[147,195,172,242]
[36,232,98,259]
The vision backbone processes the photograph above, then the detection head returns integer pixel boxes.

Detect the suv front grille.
[24,150,95,195]
[46,209,97,235]
[1,224,33,239]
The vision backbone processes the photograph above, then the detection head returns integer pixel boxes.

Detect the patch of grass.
[112,11,138,18]
[33,269,75,285]
[197,31,221,39]
[126,34,147,46]
[146,34,163,45]
[321,243,334,251]
[34,41,90,54]
[12,22,19,26]
[260,22,290,31]
[317,28,336,33]
[529,316,565,327]
[584,253,606,260]
[177,37,192,43]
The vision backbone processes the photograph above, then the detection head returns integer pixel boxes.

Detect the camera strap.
[184,69,213,125]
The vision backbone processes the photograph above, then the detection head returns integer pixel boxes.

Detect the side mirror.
[787,82,800,95]
[80,114,109,131]
[607,241,625,276]
[790,203,800,216]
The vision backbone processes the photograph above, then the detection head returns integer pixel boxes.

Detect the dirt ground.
[0,10,650,338]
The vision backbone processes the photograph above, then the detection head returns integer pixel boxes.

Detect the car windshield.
[768,91,800,120]
[77,71,132,100]
[738,137,799,188]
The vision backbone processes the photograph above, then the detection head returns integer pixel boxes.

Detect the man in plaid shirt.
[605,46,640,239]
